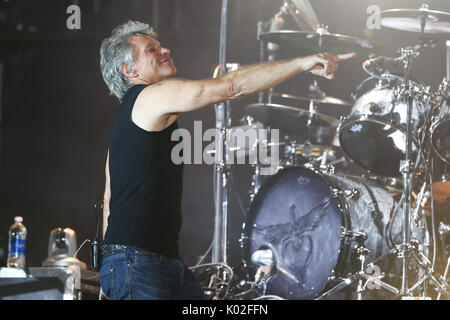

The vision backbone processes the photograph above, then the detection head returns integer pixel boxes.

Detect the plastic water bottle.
[7,216,27,269]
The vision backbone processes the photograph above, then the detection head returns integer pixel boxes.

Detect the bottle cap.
[14,216,23,223]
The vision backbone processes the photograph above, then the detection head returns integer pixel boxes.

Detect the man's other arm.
[102,151,110,239]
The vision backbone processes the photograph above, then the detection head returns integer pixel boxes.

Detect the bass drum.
[241,167,421,300]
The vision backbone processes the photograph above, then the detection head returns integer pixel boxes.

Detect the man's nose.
[161,47,170,56]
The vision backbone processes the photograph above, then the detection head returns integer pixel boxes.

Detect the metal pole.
[446,40,450,80]
[400,48,414,295]
[0,61,3,164]
[212,0,229,266]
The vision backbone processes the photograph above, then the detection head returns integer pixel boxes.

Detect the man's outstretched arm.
[134,52,356,119]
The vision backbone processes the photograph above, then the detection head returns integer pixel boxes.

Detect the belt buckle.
[100,244,127,256]
[99,244,108,256]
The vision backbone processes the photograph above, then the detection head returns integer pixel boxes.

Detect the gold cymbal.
[381,5,450,34]
[272,92,352,107]
[259,30,382,55]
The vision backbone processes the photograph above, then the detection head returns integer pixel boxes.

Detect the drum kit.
[200,3,450,300]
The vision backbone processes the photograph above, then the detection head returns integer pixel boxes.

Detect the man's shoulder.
[134,78,188,110]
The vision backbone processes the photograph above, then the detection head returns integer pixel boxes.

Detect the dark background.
[0,0,448,272]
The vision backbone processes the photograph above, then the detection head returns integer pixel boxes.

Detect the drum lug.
[327,269,339,282]
[306,163,335,175]
[241,115,254,125]
[345,189,359,200]
[341,227,367,241]
[333,188,359,200]
[353,245,370,257]
[321,165,335,175]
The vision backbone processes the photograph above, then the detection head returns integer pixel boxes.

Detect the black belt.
[100,244,136,257]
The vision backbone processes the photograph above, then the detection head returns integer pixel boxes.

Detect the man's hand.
[302,52,357,79]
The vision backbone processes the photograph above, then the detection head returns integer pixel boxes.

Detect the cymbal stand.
[266,5,289,104]
[361,44,449,299]
[304,24,331,143]
[396,45,417,295]
[396,51,449,299]
[405,241,450,296]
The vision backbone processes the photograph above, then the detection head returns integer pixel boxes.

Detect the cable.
[94,204,102,241]
[429,158,437,270]
[190,262,234,299]
[230,169,249,217]
[190,262,234,280]
[195,241,213,267]
[72,239,103,281]
[230,288,255,298]
[388,193,404,248]
[71,239,92,285]
[387,91,434,250]
[73,239,91,264]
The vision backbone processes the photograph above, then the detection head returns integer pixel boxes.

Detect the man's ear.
[120,64,138,79]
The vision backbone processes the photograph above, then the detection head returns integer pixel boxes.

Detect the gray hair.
[100,20,157,100]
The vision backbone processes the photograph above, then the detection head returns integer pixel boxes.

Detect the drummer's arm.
[136,52,356,115]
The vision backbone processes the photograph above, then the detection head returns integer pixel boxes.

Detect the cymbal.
[271,92,352,107]
[381,6,450,33]
[243,103,339,138]
[259,30,382,55]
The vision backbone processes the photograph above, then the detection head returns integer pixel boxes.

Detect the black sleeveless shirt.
[104,84,183,258]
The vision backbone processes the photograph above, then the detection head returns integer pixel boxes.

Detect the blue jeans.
[99,247,204,300]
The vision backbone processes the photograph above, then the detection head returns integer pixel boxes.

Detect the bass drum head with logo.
[241,166,414,300]
[242,167,343,299]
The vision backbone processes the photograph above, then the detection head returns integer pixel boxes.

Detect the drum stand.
[318,231,399,300]
[367,45,449,299]
[320,44,450,300]
[317,231,372,300]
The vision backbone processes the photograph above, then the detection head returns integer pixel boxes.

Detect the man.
[99,20,355,300]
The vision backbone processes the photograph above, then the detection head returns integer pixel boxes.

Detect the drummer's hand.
[304,52,356,79]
